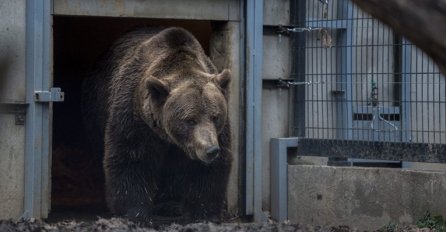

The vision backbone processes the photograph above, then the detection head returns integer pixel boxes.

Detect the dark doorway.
[51,15,215,220]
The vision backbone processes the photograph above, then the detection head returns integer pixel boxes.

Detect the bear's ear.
[214,69,231,90]
[146,76,169,101]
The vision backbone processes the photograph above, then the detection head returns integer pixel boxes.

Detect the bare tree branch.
[351,0,446,75]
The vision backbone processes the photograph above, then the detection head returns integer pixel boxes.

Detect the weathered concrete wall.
[0,0,26,219]
[288,165,446,231]
[262,0,292,212]
[54,0,240,21]
[262,87,292,211]
[210,22,241,214]
[264,0,289,26]
[0,115,25,219]
[0,0,26,102]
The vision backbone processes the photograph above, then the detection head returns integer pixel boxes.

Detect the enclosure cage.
[291,0,446,163]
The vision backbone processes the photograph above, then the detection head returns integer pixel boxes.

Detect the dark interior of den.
[51,16,223,219]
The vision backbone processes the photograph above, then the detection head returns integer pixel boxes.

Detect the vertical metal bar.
[238,0,247,217]
[336,0,353,140]
[24,0,52,219]
[440,71,442,143]
[315,3,321,140]
[426,53,431,143]
[401,38,412,142]
[244,0,254,216]
[245,0,263,222]
[358,5,366,141]
[292,0,306,137]
[309,1,314,139]
[41,0,52,217]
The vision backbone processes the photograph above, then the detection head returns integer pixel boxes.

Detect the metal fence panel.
[293,0,446,162]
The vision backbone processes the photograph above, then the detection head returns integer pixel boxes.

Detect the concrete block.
[264,0,289,26]
[288,165,446,230]
[262,34,290,80]
[262,88,292,210]
[0,114,25,219]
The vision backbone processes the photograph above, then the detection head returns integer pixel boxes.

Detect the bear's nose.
[206,146,220,159]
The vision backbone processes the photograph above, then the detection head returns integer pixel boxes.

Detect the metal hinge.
[34,87,64,102]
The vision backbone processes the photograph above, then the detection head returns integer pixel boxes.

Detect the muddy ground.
[0,217,432,232]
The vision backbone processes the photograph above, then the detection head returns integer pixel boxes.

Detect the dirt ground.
[0,217,432,232]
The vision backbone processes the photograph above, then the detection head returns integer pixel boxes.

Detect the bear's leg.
[184,159,231,221]
[104,158,157,222]
[104,142,156,221]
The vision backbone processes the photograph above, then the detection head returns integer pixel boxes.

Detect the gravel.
[0,217,434,232]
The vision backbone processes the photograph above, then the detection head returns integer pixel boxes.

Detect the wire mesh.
[295,0,446,145]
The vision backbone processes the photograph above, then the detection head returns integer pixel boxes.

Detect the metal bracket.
[331,89,346,95]
[319,0,329,5]
[0,103,28,125]
[276,25,323,35]
[277,79,324,88]
[34,87,64,102]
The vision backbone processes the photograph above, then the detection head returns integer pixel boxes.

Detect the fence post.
[270,137,299,222]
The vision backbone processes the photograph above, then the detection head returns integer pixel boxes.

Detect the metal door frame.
[23,0,53,219]
[22,0,266,222]
[244,0,264,222]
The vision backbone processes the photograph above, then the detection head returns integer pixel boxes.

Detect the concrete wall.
[0,115,25,219]
[288,165,446,231]
[0,0,26,219]
[263,0,289,26]
[262,0,292,211]
[54,0,240,21]
[210,22,241,214]
[0,0,26,102]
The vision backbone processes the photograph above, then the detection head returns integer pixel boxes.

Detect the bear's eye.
[185,119,196,126]
[211,115,219,123]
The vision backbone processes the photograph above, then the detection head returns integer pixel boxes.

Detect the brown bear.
[82,27,232,223]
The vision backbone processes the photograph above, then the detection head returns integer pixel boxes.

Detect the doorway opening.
[51,15,223,220]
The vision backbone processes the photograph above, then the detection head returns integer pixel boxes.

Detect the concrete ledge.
[288,165,446,231]
[54,0,240,21]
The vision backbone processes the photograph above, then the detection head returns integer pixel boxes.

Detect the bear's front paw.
[153,201,184,217]
[126,203,188,225]
[126,205,154,223]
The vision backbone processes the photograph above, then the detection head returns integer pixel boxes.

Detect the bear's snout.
[187,122,220,164]
[206,145,220,161]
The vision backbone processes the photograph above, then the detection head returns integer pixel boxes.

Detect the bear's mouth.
[184,147,219,165]
[194,148,220,165]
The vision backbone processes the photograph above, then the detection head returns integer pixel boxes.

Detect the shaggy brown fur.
[82,27,232,223]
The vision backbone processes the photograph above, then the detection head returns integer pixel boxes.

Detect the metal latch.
[34,87,64,102]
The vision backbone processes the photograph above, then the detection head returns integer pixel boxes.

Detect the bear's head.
[137,69,231,164]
